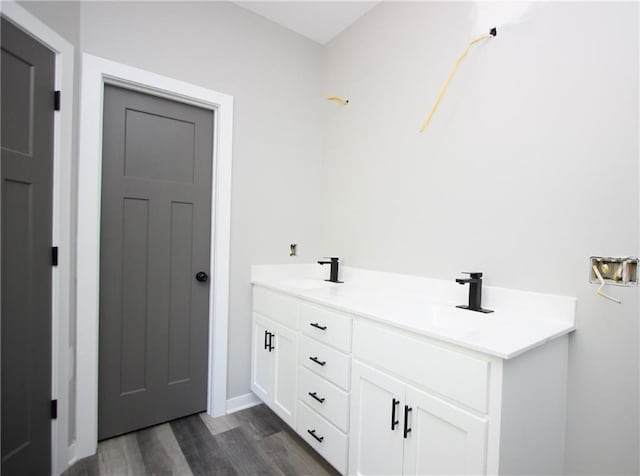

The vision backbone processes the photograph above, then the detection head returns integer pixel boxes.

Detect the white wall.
[323,2,638,474]
[17,0,80,46]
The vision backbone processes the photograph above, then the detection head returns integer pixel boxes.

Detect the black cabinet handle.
[309,356,326,366]
[195,271,209,282]
[307,429,324,443]
[264,330,269,350]
[403,405,412,438]
[391,398,399,430]
[268,332,274,352]
[310,322,327,331]
[308,391,325,403]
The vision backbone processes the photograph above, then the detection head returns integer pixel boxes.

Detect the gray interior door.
[1,17,55,476]
[99,85,214,439]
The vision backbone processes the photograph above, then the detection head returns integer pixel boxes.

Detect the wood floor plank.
[136,422,193,476]
[64,404,343,476]
[259,428,340,476]
[61,454,100,476]
[231,404,286,439]
[199,411,240,436]
[98,433,147,476]
[213,425,283,476]
[170,414,238,476]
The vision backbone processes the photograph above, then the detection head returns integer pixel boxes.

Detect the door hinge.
[51,400,58,419]
[54,90,61,111]
[52,246,58,266]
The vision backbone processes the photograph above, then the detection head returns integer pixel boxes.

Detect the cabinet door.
[251,314,274,403]
[349,361,405,476]
[271,321,298,427]
[403,385,488,475]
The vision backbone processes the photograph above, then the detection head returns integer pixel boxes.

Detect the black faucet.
[455,272,493,313]
[318,257,343,283]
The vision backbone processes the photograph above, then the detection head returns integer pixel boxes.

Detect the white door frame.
[0,2,74,475]
[76,54,233,459]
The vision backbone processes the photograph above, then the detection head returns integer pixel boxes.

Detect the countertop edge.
[251,280,576,360]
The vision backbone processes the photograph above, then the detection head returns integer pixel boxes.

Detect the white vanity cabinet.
[250,288,299,427]
[402,384,487,475]
[350,361,487,475]
[251,277,572,476]
[349,319,568,475]
[251,286,354,474]
[296,302,353,474]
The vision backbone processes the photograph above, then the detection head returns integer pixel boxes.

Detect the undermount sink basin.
[276,279,340,290]
[426,305,487,333]
[274,280,485,336]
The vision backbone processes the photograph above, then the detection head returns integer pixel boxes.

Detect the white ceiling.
[233,1,381,44]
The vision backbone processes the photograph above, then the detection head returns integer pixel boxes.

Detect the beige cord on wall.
[592,264,622,304]
[327,96,349,105]
[420,28,497,133]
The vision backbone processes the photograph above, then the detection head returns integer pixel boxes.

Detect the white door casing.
[77,53,233,459]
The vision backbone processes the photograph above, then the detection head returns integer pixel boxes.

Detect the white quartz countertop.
[251,266,576,360]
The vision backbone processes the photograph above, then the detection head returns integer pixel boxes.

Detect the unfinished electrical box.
[589,256,638,286]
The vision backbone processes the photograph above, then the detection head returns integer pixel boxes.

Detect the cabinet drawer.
[297,401,348,475]
[300,302,352,353]
[353,320,490,413]
[300,335,351,391]
[253,286,298,330]
[298,366,350,433]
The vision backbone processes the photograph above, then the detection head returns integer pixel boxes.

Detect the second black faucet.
[456,272,493,313]
[318,257,343,283]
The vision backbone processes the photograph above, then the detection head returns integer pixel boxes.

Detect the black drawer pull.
[264,330,269,350]
[309,356,326,366]
[391,398,399,430]
[268,332,274,352]
[307,429,324,443]
[310,322,327,331]
[404,405,412,438]
[308,391,325,403]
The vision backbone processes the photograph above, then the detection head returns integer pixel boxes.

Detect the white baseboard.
[226,392,261,414]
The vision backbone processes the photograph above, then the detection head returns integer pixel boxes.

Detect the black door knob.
[195,271,209,282]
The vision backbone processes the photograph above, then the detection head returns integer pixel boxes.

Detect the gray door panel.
[99,85,213,439]
[1,16,55,476]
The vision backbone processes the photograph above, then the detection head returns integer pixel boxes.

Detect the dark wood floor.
[64,404,340,476]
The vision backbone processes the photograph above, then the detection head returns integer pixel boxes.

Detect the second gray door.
[1,16,55,475]
[99,85,214,439]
